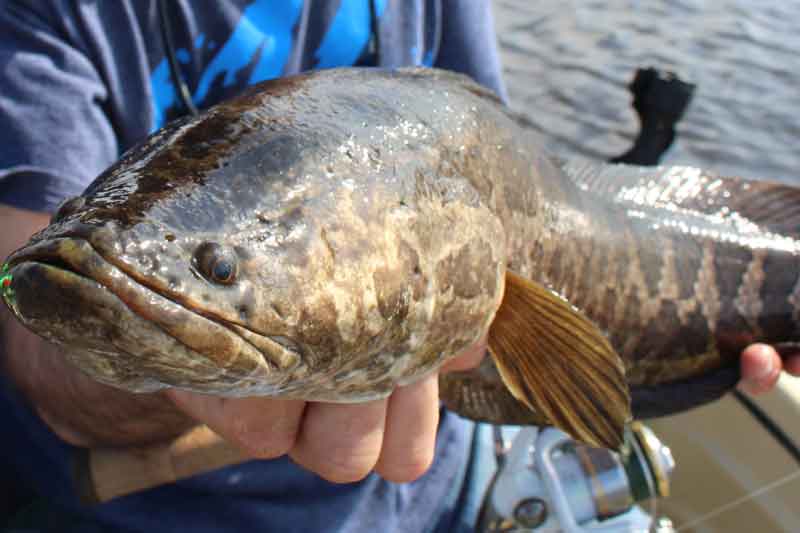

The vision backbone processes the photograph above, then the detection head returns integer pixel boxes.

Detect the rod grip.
[75,425,245,504]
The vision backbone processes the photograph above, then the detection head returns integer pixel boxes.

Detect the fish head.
[3,72,501,400]
[3,108,321,393]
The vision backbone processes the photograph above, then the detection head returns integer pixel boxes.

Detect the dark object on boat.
[610,68,696,166]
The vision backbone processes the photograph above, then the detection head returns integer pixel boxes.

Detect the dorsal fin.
[560,161,800,238]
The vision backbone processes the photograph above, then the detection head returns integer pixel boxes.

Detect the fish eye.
[193,242,238,285]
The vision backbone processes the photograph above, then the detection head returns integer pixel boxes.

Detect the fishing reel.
[478,423,675,532]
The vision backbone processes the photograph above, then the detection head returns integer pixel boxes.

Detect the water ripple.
[496,0,800,184]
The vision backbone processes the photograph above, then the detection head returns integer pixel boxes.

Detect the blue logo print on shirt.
[150,0,389,131]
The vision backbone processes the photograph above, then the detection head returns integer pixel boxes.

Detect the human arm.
[0,204,195,447]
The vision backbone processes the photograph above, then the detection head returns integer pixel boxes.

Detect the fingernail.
[754,352,775,381]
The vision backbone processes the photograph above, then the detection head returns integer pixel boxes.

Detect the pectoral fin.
[489,271,631,449]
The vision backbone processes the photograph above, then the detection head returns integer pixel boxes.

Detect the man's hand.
[168,341,486,484]
[738,343,800,395]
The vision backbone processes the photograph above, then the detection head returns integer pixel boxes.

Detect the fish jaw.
[3,238,293,395]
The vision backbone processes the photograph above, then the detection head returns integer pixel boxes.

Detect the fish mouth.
[4,238,299,395]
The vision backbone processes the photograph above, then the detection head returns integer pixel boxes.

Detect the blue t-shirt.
[0,1,506,532]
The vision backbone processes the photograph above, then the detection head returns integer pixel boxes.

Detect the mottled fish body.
[4,68,800,449]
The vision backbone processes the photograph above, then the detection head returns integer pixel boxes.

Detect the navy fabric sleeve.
[0,1,119,213]
[435,0,508,103]
[0,374,81,507]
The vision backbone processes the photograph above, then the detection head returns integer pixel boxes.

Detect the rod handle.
[75,425,244,504]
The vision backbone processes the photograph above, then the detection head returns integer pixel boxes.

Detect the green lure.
[1,263,14,306]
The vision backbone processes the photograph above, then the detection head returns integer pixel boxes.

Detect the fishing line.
[368,0,381,64]
[672,391,800,530]
[733,389,800,464]
[157,0,199,117]
[675,468,800,531]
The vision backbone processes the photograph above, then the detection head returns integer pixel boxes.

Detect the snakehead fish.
[3,68,800,454]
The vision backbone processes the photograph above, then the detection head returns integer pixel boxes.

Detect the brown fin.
[488,271,631,449]
[439,356,549,426]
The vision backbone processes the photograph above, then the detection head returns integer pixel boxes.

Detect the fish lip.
[6,238,301,376]
[6,261,240,391]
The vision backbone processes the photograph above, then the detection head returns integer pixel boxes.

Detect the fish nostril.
[51,196,86,223]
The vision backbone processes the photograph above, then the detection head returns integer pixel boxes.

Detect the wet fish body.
[4,68,800,448]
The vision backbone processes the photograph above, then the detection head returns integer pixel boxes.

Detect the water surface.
[495,0,799,184]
